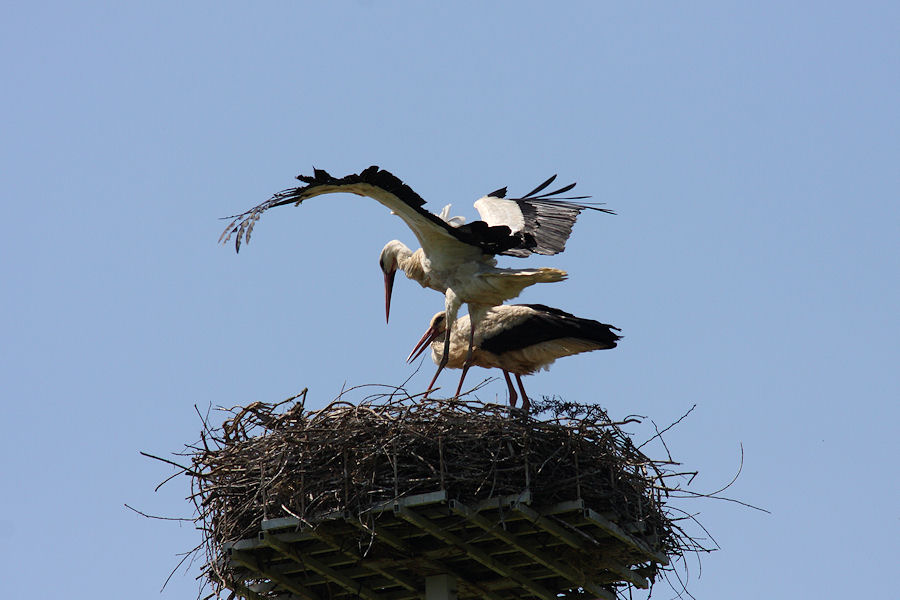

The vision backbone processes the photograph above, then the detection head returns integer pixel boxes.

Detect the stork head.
[407,312,448,363]
[379,240,406,324]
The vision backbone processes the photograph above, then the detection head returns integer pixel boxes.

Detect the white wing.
[473,174,612,256]
[472,196,526,232]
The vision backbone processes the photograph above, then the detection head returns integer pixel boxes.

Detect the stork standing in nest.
[220,166,612,397]
[407,304,622,411]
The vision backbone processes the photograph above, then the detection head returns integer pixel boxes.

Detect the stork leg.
[424,292,461,400]
[453,317,476,398]
[502,370,518,408]
[514,374,530,413]
[423,328,450,400]
[454,304,487,399]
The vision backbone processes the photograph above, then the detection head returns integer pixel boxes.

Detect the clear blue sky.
[2,2,897,598]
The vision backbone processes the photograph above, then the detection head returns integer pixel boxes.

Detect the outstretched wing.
[473,175,614,257]
[219,166,532,261]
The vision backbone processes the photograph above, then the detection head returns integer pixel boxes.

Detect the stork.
[220,166,612,397]
[407,304,621,411]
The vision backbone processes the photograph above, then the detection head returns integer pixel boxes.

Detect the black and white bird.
[220,166,612,397]
[407,304,622,411]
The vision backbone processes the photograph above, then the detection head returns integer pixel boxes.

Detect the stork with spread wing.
[220,166,612,397]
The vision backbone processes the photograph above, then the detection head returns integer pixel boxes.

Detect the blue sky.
[2,2,897,598]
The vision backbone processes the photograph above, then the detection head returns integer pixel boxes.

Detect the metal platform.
[221,490,668,600]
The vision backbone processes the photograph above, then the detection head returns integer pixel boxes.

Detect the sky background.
[2,2,897,598]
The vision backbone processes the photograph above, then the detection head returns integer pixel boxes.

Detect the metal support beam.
[224,579,277,600]
[261,491,449,532]
[229,549,322,600]
[583,507,669,565]
[542,499,586,515]
[449,500,619,598]
[473,490,531,512]
[358,490,449,516]
[311,528,419,592]
[511,502,590,549]
[426,574,457,600]
[396,505,558,600]
[343,513,411,552]
[511,502,650,589]
[344,514,504,600]
[260,532,382,600]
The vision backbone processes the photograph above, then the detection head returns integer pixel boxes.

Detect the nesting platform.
[223,489,667,600]
[188,393,687,600]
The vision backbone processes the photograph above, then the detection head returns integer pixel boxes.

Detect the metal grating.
[220,490,668,600]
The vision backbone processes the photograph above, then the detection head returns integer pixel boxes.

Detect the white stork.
[220,166,612,397]
[407,304,621,411]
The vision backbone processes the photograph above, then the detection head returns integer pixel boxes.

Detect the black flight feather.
[219,166,537,256]
[479,304,621,355]
[521,174,558,199]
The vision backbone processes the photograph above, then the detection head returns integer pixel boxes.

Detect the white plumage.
[220,166,611,397]
[408,304,621,411]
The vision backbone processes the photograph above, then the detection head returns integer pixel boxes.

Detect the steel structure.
[220,490,668,600]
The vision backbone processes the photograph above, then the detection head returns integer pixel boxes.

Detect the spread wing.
[219,166,535,261]
[473,174,614,257]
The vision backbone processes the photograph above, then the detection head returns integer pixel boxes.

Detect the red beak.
[384,269,396,324]
[407,325,439,363]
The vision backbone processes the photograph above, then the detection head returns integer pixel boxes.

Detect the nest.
[185,389,701,599]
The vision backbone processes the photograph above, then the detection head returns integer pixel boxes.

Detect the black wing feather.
[521,174,558,199]
[480,304,621,355]
[494,177,614,257]
[219,166,536,256]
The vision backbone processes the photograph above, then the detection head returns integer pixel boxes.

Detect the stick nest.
[187,389,698,595]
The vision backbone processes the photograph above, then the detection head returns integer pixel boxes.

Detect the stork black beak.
[384,268,396,324]
[407,325,439,363]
